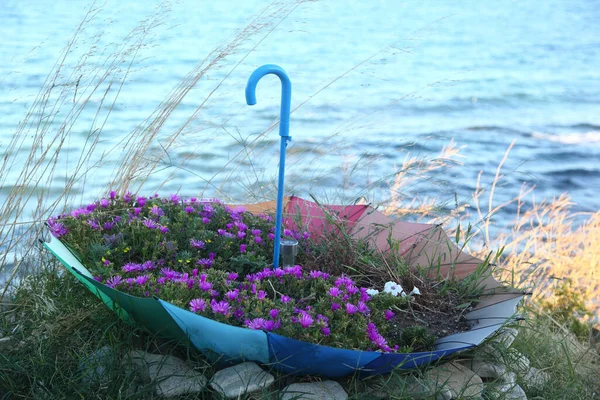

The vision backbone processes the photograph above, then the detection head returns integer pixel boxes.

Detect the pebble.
[210,361,274,399]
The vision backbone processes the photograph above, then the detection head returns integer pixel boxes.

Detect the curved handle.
[245,64,292,137]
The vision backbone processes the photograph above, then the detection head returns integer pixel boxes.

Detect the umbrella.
[42,195,524,377]
[41,64,524,377]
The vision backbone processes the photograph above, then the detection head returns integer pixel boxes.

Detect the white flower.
[366,288,380,296]
[409,287,421,296]
[383,281,404,297]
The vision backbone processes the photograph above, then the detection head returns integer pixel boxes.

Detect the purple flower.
[303,231,310,239]
[199,280,212,292]
[123,192,133,203]
[190,298,207,312]
[358,301,370,315]
[346,303,359,315]
[122,263,142,273]
[135,275,150,286]
[269,309,279,319]
[346,285,359,295]
[170,194,180,204]
[142,261,155,271]
[225,289,239,301]
[133,207,142,216]
[331,302,341,311]
[366,323,392,352]
[334,275,354,288]
[47,220,68,238]
[385,310,395,321]
[197,258,214,268]
[284,228,293,236]
[159,226,169,234]
[99,198,110,208]
[328,287,341,297]
[245,318,266,330]
[202,217,210,224]
[150,205,164,217]
[105,275,122,288]
[280,295,291,304]
[297,312,314,328]
[268,233,275,241]
[309,271,325,279]
[190,239,206,249]
[109,190,116,199]
[237,231,246,239]
[254,236,263,244]
[227,272,239,282]
[257,290,267,300]
[210,299,231,315]
[321,327,331,336]
[86,203,97,212]
[262,319,280,331]
[240,244,247,253]
[251,229,261,235]
[94,275,102,282]
[136,196,147,207]
[103,221,115,230]
[235,222,248,231]
[143,219,159,229]
[87,219,101,230]
[185,206,194,214]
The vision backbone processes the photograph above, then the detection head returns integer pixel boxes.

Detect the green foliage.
[539,278,593,339]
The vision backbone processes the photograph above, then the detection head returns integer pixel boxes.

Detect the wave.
[532,131,600,145]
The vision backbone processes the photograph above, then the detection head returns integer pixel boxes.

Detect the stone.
[522,367,549,390]
[210,361,274,399]
[506,349,531,375]
[459,359,507,380]
[79,346,113,386]
[424,362,484,399]
[490,382,527,400]
[128,350,207,397]
[281,380,348,400]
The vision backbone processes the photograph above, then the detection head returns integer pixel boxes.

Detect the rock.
[210,361,274,399]
[425,362,484,399]
[128,350,207,397]
[491,328,518,348]
[281,380,348,400]
[459,359,507,380]
[522,367,549,390]
[79,346,113,386]
[506,349,531,375]
[489,383,527,400]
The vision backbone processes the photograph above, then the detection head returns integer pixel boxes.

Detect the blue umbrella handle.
[245,64,292,269]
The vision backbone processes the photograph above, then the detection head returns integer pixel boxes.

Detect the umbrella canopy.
[42,196,524,378]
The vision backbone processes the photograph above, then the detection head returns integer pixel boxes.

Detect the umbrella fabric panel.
[360,347,467,377]
[159,299,270,364]
[265,331,380,378]
[284,196,369,234]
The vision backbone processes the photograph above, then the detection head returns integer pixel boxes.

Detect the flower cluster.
[49,192,438,353]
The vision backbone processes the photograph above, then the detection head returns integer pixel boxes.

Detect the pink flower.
[385,310,395,321]
[190,298,207,312]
